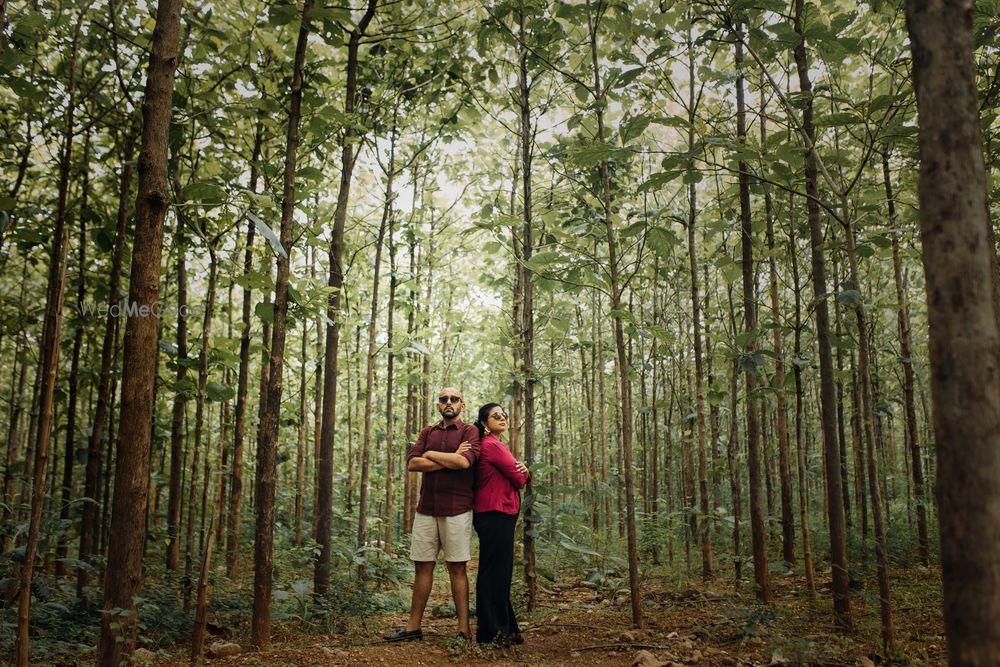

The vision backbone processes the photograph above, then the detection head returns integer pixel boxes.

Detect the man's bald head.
[436,387,465,422]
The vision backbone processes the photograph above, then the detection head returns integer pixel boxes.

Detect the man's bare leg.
[447,561,471,636]
[406,561,435,632]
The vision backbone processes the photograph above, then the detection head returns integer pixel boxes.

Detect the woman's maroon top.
[474,433,529,515]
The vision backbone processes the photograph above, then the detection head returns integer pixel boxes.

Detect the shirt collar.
[433,419,464,431]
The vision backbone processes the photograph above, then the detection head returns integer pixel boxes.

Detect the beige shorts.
[410,511,473,563]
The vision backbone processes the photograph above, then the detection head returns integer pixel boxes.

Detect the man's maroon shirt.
[407,419,481,516]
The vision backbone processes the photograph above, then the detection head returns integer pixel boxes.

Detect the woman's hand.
[515,460,529,476]
[457,441,472,455]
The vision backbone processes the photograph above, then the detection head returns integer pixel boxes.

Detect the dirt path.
[153,569,945,666]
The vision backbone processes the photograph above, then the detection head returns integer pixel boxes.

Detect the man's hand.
[425,446,472,470]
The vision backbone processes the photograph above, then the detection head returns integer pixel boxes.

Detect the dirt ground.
[152,566,946,666]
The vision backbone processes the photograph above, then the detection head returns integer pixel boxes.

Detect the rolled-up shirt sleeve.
[407,427,429,461]
[459,425,480,465]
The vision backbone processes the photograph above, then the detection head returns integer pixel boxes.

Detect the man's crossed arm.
[408,442,473,472]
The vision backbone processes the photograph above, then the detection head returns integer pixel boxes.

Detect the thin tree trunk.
[314,0,377,594]
[725,288,743,584]
[227,105,266,576]
[191,469,224,662]
[294,293,308,547]
[842,204,894,653]
[252,0,313,647]
[587,0,640,627]
[384,214,398,554]
[832,260,854,532]
[166,212,189,572]
[517,10,538,611]
[735,32,770,603]
[56,132,90,579]
[789,201,816,596]
[686,23,712,581]
[14,14,83,664]
[184,248,218,612]
[763,123,795,565]
[357,116,395,568]
[883,148,929,566]
[793,0,851,629]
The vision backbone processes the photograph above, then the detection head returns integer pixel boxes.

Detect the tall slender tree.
[251,0,313,648]
[95,0,184,659]
[314,0,378,594]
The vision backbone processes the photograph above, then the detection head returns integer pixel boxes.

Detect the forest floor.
[148,563,945,667]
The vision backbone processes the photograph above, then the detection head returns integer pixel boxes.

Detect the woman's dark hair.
[474,402,503,438]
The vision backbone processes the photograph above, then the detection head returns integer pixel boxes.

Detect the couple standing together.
[383,387,530,646]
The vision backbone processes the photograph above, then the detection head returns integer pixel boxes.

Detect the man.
[383,387,480,642]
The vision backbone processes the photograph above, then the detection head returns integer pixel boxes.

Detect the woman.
[472,402,530,646]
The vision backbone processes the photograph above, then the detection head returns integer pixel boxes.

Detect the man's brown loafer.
[383,628,423,642]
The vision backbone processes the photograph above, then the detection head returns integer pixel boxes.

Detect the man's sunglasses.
[438,395,462,404]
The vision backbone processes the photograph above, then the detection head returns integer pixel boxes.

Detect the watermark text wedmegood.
[76,300,203,319]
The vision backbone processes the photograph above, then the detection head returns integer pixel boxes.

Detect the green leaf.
[571,142,627,167]
[0,196,15,211]
[620,114,652,145]
[814,111,864,127]
[181,182,225,205]
[837,289,862,305]
[646,227,680,259]
[296,166,324,181]
[205,381,235,403]
[524,250,564,272]
[255,302,275,324]
[248,211,288,259]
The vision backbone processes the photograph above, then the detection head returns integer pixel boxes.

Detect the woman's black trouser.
[473,510,520,644]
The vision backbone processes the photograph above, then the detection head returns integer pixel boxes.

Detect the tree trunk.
[227,106,266,576]
[792,0,851,629]
[517,10,539,611]
[761,104,795,566]
[735,33,770,603]
[906,1,1000,661]
[883,148,929,566]
[166,209,189,572]
[294,287,308,548]
[842,205,894,653]
[191,469,224,662]
[587,0,641,627]
[184,247,218,611]
[56,132,90,579]
[251,0,313,647]
[314,0,378,594]
[686,23,712,581]
[14,14,83,664]
[725,288,743,584]
[789,201,816,596]
[78,118,136,595]
[384,214,398,554]
[95,0,182,659]
[357,115,395,568]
